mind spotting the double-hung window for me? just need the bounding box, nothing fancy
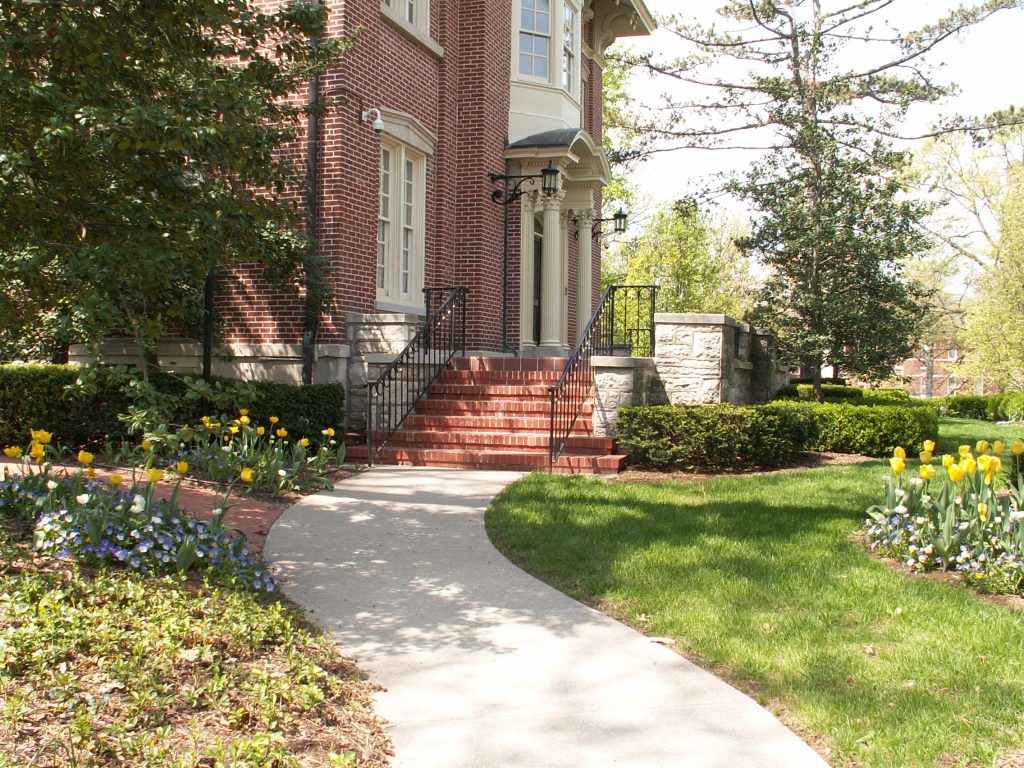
[377,141,424,307]
[381,0,429,35]
[519,0,551,78]
[562,3,576,94]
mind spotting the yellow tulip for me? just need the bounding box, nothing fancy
[30,429,52,445]
[147,468,164,484]
[919,464,936,480]
[942,454,955,468]
[919,451,933,464]
[176,461,189,474]
[84,467,96,479]
[240,467,253,483]
[29,442,45,462]
[229,425,239,435]
[1011,439,1024,456]
[962,458,977,476]
[276,427,287,438]
[889,457,906,474]
[990,456,1003,474]
[77,449,94,466]
[269,416,280,424]
[326,427,336,437]
[239,415,250,425]
[3,445,21,458]
[109,474,124,487]
[948,464,965,483]
[239,408,249,417]
[142,438,152,452]
[923,440,936,453]
[893,446,906,459]
[299,437,310,448]
[257,426,266,436]
[993,440,1006,455]
[978,502,988,522]
[978,455,992,473]
[959,444,972,458]
[976,440,990,455]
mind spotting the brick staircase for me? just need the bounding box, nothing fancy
[348,356,628,474]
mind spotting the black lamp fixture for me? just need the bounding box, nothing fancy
[574,208,628,239]
[488,160,560,205]
[488,161,561,355]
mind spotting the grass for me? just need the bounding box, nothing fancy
[0,525,390,768]
[487,419,1024,768]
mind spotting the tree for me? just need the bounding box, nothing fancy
[611,199,753,317]
[612,1,1023,397]
[959,165,1024,389]
[0,0,349,362]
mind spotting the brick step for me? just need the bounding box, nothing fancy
[415,399,592,415]
[426,383,556,400]
[438,369,562,385]
[354,446,626,475]
[384,429,614,452]
[449,356,567,373]
[404,413,596,433]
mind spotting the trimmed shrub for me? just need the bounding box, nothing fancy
[616,403,817,469]
[807,403,937,457]
[860,387,910,403]
[942,395,990,420]
[0,364,344,450]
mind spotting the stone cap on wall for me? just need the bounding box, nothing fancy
[654,313,773,337]
[591,356,658,368]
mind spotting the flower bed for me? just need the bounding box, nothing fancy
[863,438,1024,593]
[0,431,275,591]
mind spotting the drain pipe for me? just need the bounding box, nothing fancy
[301,8,323,386]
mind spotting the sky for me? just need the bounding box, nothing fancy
[618,0,1024,219]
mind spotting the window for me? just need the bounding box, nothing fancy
[377,141,424,306]
[562,2,576,93]
[519,0,550,78]
[381,0,430,36]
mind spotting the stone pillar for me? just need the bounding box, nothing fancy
[576,209,594,338]
[591,356,663,437]
[540,190,566,352]
[345,312,422,429]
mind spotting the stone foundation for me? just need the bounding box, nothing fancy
[345,313,423,430]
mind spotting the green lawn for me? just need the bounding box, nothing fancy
[487,419,1024,768]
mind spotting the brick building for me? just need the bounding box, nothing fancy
[208,0,654,397]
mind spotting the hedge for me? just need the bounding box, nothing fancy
[0,365,345,449]
[616,401,937,469]
[776,383,912,404]
[615,403,818,470]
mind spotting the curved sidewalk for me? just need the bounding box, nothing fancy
[266,466,830,768]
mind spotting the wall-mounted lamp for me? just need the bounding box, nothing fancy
[361,108,385,133]
[574,209,628,239]
[487,161,560,205]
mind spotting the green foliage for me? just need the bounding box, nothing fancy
[808,403,938,457]
[0,537,382,766]
[0,364,344,449]
[0,0,352,353]
[777,384,911,404]
[943,395,995,420]
[860,388,911,404]
[616,199,754,317]
[616,403,818,469]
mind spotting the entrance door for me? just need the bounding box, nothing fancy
[533,220,543,346]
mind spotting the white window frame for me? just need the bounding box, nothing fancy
[519,0,552,81]
[562,1,577,95]
[377,139,426,308]
[515,0,581,97]
[381,0,430,36]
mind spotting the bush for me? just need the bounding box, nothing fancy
[807,403,937,457]
[860,387,910,403]
[616,403,817,469]
[0,365,344,449]
[943,395,990,420]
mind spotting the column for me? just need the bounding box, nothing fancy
[519,192,537,350]
[540,190,566,350]
[576,209,595,339]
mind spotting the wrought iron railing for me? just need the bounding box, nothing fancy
[548,284,657,468]
[367,286,468,465]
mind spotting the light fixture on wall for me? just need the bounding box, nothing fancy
[361,108,385,132]
[487,161,562,354]
[574,209,628,239]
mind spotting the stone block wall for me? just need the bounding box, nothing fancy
[591,313,789,436]
[345,312,422,429]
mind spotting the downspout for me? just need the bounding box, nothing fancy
[302,5,323,385]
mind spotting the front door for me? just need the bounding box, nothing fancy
[533,220,543,347]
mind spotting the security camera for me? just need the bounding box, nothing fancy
[362,108,385,133]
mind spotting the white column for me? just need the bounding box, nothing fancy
[540,190,566,350]
[519,191,537,350]
[576,209,595,339]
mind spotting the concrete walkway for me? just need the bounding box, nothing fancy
[266,466,830,768]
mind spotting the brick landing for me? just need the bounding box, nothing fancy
[349,356,628,474]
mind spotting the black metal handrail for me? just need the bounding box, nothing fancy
[367,286,468,465]
[548,284,657,468]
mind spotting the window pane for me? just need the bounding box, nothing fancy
[522,9,534,29]
[406,0,415,23]
[535,55,548,78]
